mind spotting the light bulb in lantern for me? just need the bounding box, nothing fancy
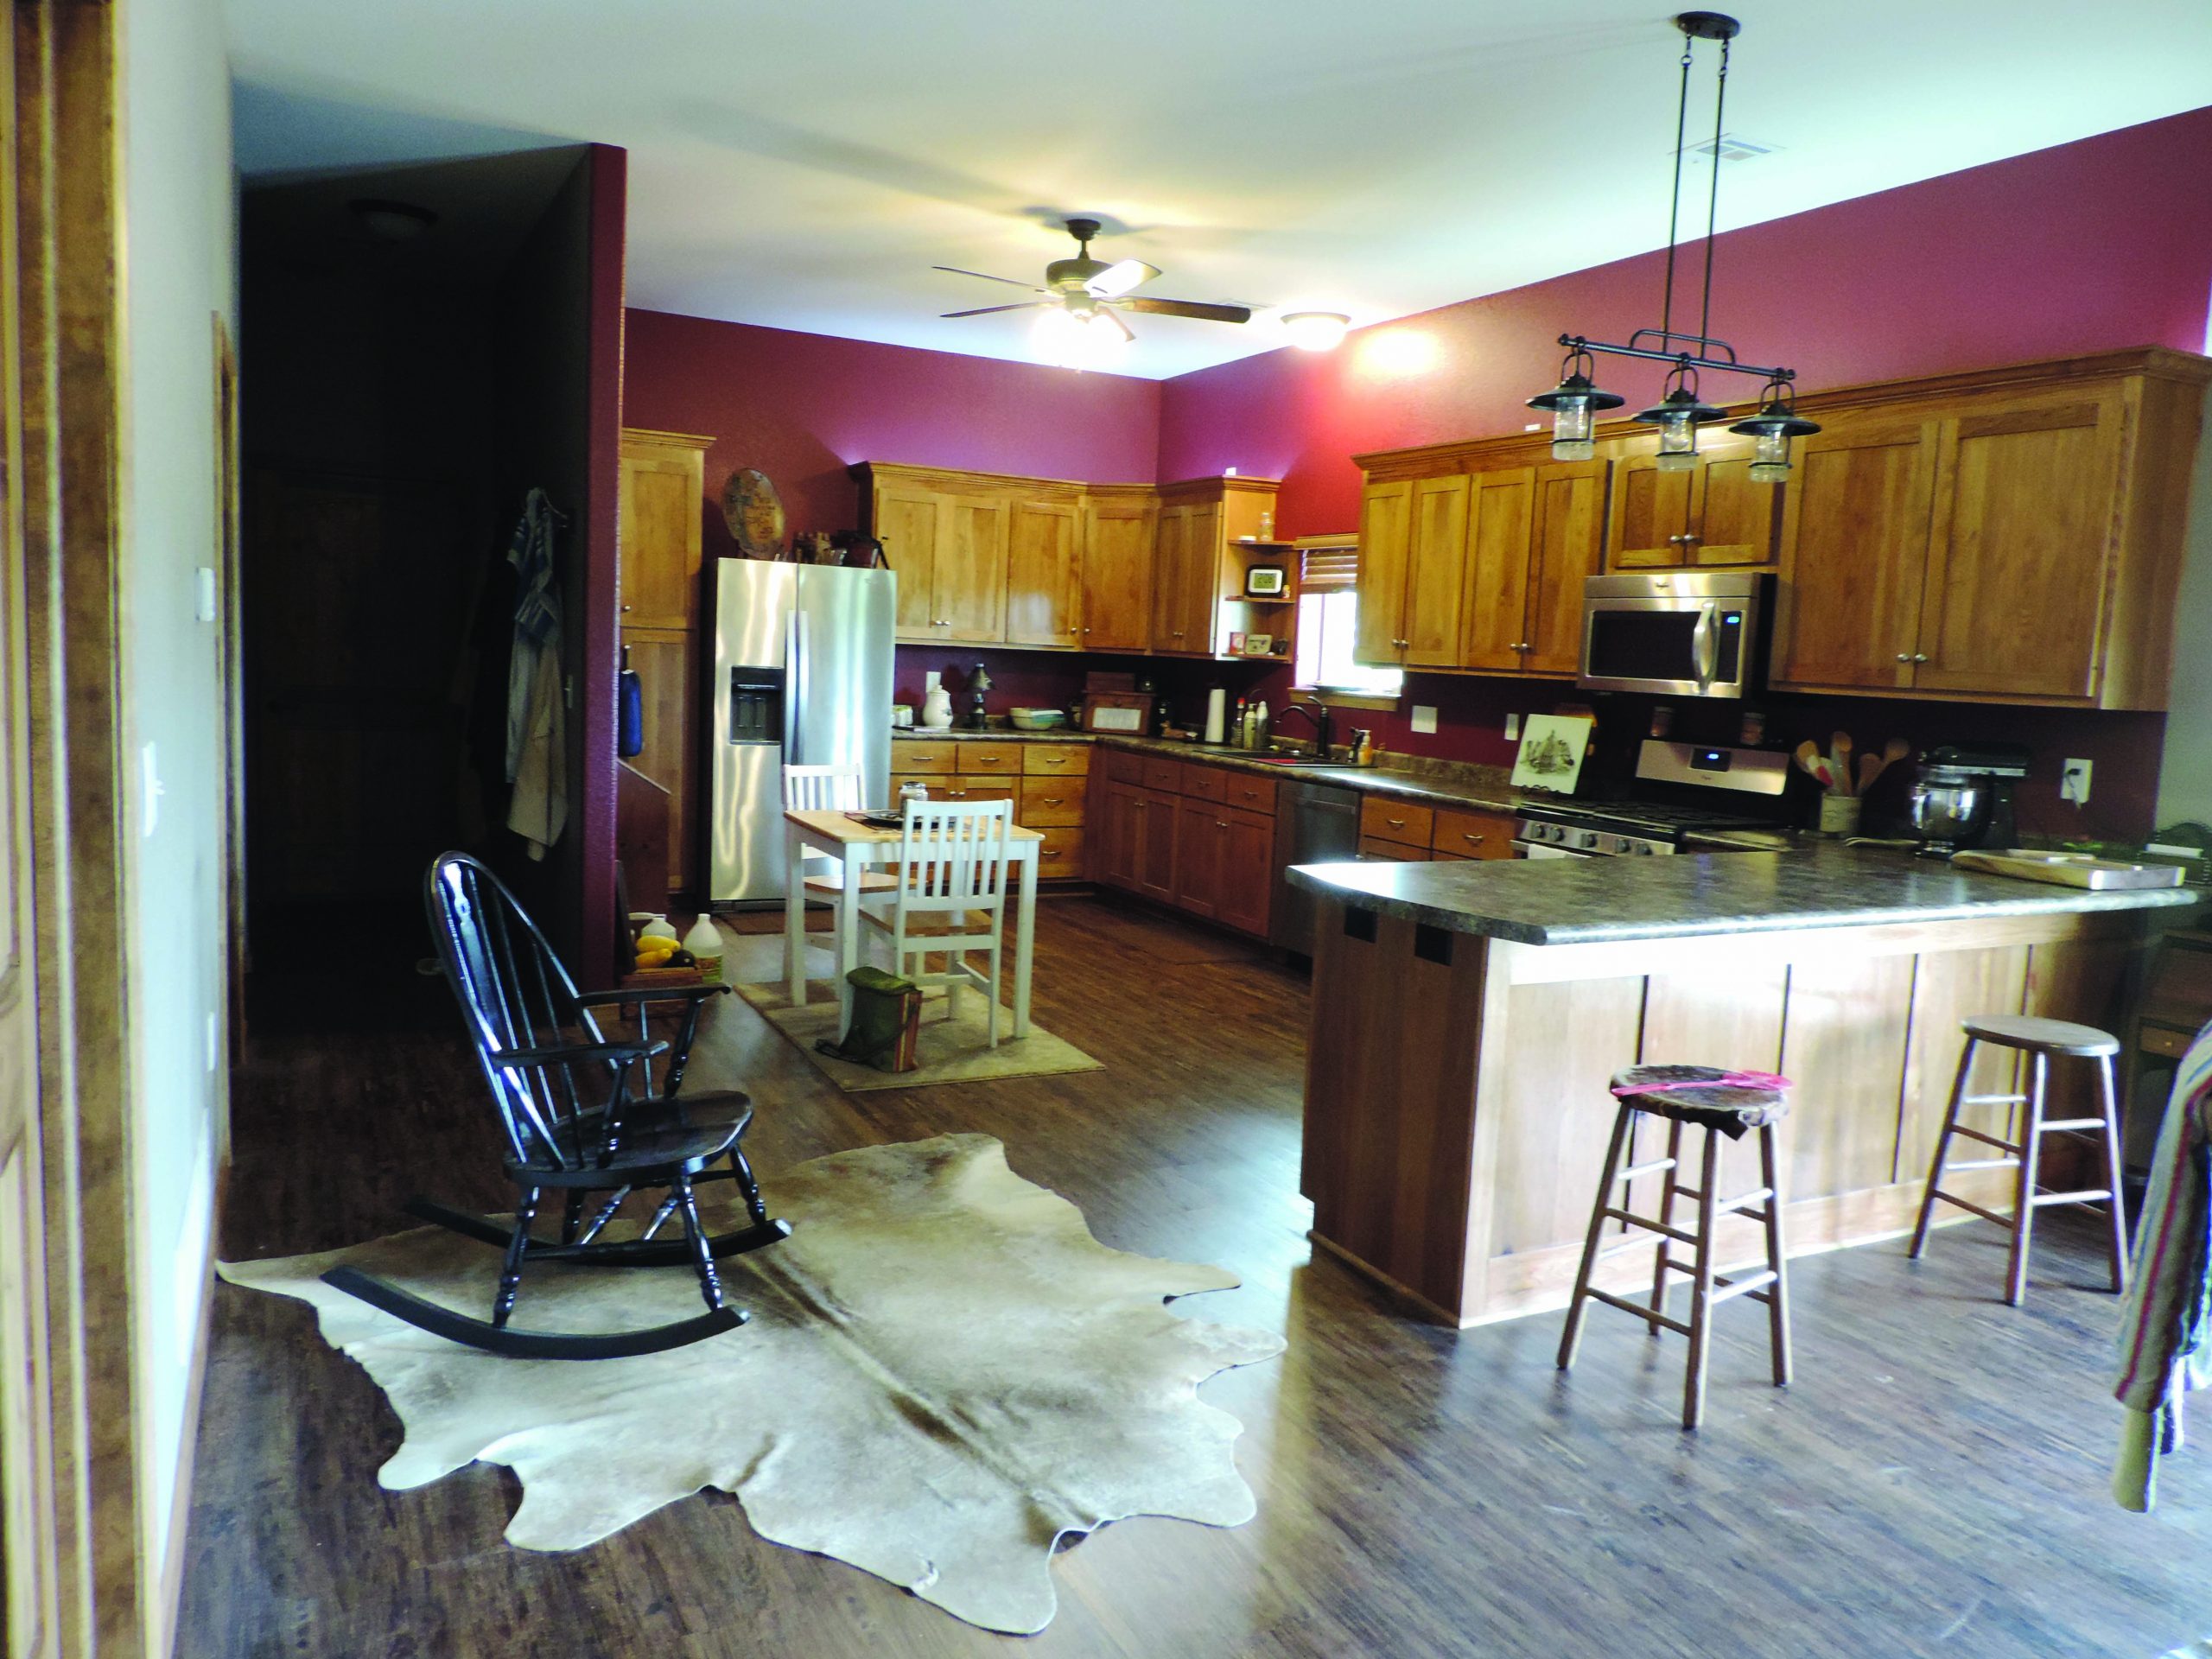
[1654,409,1698,471]
[1549,399,1595,461]
[1749,429,1793,482]
[1527,350,1621,463]
[1730,381,1821,485]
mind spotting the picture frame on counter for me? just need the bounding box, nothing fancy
[1243,565,1287,597]
[1241,632,1274,657]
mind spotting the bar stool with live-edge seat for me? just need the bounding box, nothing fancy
[1909,1014,2129,1306]
[1557,1065,1794,1430]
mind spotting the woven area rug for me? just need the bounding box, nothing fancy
[218,1135,1281,1634]
[734,980,1103,1090]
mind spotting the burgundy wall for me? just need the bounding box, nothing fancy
[579,144,626,985]
[1156,106,2212,534]
[622,310,1162,546]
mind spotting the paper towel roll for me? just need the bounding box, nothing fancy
[1204,687,1227,744]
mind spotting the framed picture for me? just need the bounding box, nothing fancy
[1244,565,1287,597]
[1227,631,1247,654]
[1241,632,1274,657]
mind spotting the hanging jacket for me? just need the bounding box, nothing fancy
[503,490,567,859]
[2113,1022,2212,1510]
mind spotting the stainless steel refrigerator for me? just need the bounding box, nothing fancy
[705,560,895,905]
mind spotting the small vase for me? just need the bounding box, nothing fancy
[1816,795,1863,836]
[920,671,954,730]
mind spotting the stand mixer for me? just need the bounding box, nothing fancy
[1908,743,2029,858]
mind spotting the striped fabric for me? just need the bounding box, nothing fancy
[2113,1022,2212,1510]
[504,488,563,782]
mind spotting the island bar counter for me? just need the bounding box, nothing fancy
[1288,845,2197,1327]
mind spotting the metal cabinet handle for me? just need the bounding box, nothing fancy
[1463,833,1484,844]
[1042,849,1063,860]
[976,756,1001,765]
[1387,817,1406,829]
[1217,820,1230,830]
[1082,626,1091,633]
[620,602,633,612]
[1896,652,1911,663]
[1041,796,1064,805]
[1914,652,1929,664]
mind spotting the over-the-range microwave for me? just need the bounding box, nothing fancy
[1577,570,1770,700]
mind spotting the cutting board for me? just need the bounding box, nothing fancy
[1949,849,2185,889]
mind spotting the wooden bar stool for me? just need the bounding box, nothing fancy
[1909,1014,2129,1306]
[1557,1065,1793,1430]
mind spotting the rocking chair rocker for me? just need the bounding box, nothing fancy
[320,853,790,1359]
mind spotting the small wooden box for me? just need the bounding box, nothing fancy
[1081,691,1154,734]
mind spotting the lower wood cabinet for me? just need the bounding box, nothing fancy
[1096,751,1278,937]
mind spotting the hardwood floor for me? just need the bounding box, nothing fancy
[183,897,2212,1658]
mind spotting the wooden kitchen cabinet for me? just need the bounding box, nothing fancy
[1431,805,1516,860]
[1772,353,2207,709]
[1077,490,1155,651]
[1215,810,1275,936]
[868,480,1010,642]
[1094,750,1281,938]
[1459,467,1536,672]
[1174,796,1225,919]
[617,428,712,896]
[1353,478,1412,667]
[1004,497,1081,647]
[1607,435,1777,569]
[1520,460,1609,676]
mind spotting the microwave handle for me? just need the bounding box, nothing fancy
[1692,603,1718,688]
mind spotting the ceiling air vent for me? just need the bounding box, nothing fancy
[1685,134,1776,162]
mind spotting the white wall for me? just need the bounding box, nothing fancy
[118,0,235,1639]
[2156,388,2212,830]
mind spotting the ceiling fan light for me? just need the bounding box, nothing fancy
[1035,304,1127,370]
[1282,311,1351,352]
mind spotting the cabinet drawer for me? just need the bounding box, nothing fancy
[1020,778,1086,825]
[934,778,1017,805]
[1103,748,1148,785]
[2141,1022,2197,1061]
[1220,772,1278,816]
[1034,824,1086,875]
[1142,757,1184,792]
[891,739,955,774]
[956,743,1023,774]
[1180,763,1229,804]
[1360,797,1435,849]
[1357,836,1428,863]
[1021,744,1092,778]
[1431,806,1516,860]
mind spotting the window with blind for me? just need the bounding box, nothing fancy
[1294,543,1404,696]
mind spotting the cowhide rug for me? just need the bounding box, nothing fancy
[218,1134,1285,1634]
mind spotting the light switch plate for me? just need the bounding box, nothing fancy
[1504,713,1521,741]
[1411,705,1438,734]
[140,741,162,838]
[2062,758,2092,804]
[195,566,218,622]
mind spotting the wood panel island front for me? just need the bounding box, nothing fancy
[1287,845,2196,1327]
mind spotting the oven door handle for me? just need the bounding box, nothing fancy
[1691,602,1719,689]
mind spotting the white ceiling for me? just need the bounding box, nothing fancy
[226,1,2212,380]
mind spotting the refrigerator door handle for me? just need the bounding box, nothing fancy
[785,609,807,766]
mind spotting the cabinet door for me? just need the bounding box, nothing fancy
[1522,461,1608,676]
[1689,439,1780,565]
[1215,807,1275,936]
[618,439,705,630]
[1135,787,1179,903]
[1005,497,1081,647]
[1098,779,1142,891]
[1916,394,2124,700]
[876,486,944,638]
[1459,467,1535,671]
[1174,797,1224,919]
[1181,502,1223,654]
[1149,504,1192,652]
[1771,416,1940,692]
[623,625,694,893]
[1606,450,1696,568]
[1355,478,1413,666]
[1078,495,1155,651]
[1402,474,1471,668]
[939,494,1009,642]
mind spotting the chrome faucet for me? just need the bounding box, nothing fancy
[1273,698,1334,761]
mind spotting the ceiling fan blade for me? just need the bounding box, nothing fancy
[1084,258,1160,299]
[941,302,1055,318]
[932,264,1050,291]
[1119,297,1252,324]
[1099,304,1135,343]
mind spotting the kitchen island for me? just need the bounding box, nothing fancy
[1287,844,2197,1325]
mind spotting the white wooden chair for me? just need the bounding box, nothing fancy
[860,798,1014,1047]
[782,764,899,899]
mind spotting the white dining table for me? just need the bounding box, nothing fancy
[781,808,1042,1039]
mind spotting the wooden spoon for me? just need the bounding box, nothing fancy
[1857,751,1881,796]
[1859,736,1913,792]
[1795,739,1821,780]
[1831,731,1853,795]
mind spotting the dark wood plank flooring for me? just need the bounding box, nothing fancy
[182,898,2212,1657]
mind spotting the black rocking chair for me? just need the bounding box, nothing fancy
[320,852,790,1359]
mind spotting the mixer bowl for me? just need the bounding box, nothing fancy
[1909,777,1990,857]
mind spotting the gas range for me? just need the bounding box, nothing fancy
[1512,741,1791,858]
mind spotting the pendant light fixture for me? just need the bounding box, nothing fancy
[1526,13,1816,478]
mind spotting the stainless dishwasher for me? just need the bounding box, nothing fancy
[1272,780,1361,953]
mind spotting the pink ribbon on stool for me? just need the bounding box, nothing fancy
[1612,1070,1791,1097]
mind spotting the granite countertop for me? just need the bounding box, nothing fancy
[1286,841,2199,946]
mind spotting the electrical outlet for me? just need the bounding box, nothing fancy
[1504,713,1522,741]
[140,742,162,837]
[205,1011,219,1074]
[1411,704,1438,735]
[2061,758,2093,804]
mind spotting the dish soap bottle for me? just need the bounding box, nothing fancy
[682,913,724,984]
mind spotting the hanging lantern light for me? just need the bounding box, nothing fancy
[1526,342,1624,461]
[1634,365,1726,473]
[1729,375,1821,482]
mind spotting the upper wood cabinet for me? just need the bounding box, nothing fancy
[1607,435,1778,569]
[856,463,1276,657]
[619,429,712,630]
[1351,474,1465,669]
[1077,491,1155,651]
[1459,467,1536,672]
[1772,353,2207,709]
[1522,460,1610,676]
[1353,479,1412,667]
[617,429,713,896]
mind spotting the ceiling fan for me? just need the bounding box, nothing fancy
[934,218,1252,345]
